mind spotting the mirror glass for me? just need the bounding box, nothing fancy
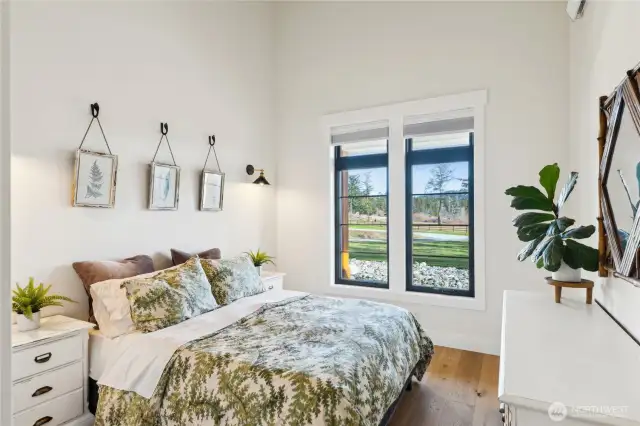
[607,101,640,252]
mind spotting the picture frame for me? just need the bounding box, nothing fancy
[200,170,225,211]
[149,162,180,210]
[72,149,118,208]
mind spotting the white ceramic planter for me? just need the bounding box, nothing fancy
[255,265,262,276]
[552,262,582,282]
[16,311,41,332]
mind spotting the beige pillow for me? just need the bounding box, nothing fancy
[73,255,155,323]
[90,269,166,338]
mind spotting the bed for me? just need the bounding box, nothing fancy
[88,289,434,426]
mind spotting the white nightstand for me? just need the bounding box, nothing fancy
[261,271,286,291]
[12,315,94,426]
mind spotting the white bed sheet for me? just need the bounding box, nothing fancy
[89,328,141,380]
[93,289,307,399]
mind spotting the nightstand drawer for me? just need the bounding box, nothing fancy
[13,334,83,381]
[261,272,285,291]
[13,361,83,414]
[13,388,83,426]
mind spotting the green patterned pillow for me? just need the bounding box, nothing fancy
[122,257,218,333]
[200,254,265,305]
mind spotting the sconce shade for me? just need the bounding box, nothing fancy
[246,164,270,186]
[253,171,270,186]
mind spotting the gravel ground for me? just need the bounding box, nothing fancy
[349,259,469,290]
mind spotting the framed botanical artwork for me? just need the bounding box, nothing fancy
[149,162,180,210]
[200,170,225,211]
[72,149,118,208]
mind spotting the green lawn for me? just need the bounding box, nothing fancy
[348,239,469,269]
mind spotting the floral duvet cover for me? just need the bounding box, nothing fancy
[95,295,434,426]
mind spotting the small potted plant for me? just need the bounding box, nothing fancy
[246,249,275,276]
[505,163,599,282]
[12,278,75,332]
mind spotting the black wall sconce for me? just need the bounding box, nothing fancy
[246,164,270,186]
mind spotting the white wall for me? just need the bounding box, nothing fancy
[569,1,640,340]
[275,1,569,354]
[10,1,277,320]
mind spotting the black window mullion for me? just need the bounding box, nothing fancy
[336,152,388,171]
[339,194,387,199]
[407,145,471,166]
[412,191,469,197]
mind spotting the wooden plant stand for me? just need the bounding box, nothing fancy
[545,278,594,304]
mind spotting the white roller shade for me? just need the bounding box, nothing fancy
[404,117,474,138]
[330,120,389,145]
[404,110,474,138]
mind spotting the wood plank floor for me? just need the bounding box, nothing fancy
[389,346,502,426]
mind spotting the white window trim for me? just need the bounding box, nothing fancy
[322,90,487,311]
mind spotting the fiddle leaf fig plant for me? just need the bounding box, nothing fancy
[505,163,599,273]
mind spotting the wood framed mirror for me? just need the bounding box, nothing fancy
[598,66,640,280]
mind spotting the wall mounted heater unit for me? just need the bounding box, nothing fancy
[567,0,586,21]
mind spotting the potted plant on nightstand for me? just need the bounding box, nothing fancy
[246,249,275,276]
[505,163,599,282]
[12,278,75,332]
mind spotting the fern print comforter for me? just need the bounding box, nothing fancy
[95,295,434,426]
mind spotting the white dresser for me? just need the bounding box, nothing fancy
[12,315,94,426]
[499,291,640,426]
[261,271,286,291]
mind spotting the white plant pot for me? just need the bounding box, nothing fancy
[255,265,262,276]
[16,311,41,332]
[551,262,582,283]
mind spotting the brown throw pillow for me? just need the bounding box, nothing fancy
[72,255,155,323]
[170,248,221,266]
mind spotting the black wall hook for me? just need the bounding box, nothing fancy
[203,134,221,172]
[78,102,112,155]
[151,122,176,165]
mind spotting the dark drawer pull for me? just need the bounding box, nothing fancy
[33,416,52,426]
[34,353,52,364]
[32,386,52,397]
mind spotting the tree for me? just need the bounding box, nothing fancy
[425,164,454,225]
[85,160,104,199]
[348,174,363,197]
[361,172,376,216]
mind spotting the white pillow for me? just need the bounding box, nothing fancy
[91,267,176,338]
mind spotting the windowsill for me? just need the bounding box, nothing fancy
[328,282,486,311]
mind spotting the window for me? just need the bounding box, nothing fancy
[405,127,474,297]
[334,139,389,288]
[325,90,486,309]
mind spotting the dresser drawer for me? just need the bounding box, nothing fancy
[13,361,83,414]
[13,388,83,426]
[13,334,83,381]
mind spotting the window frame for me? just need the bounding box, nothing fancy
[323,89,487,312]
[405,133,475,297]
[334,143,390,288]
